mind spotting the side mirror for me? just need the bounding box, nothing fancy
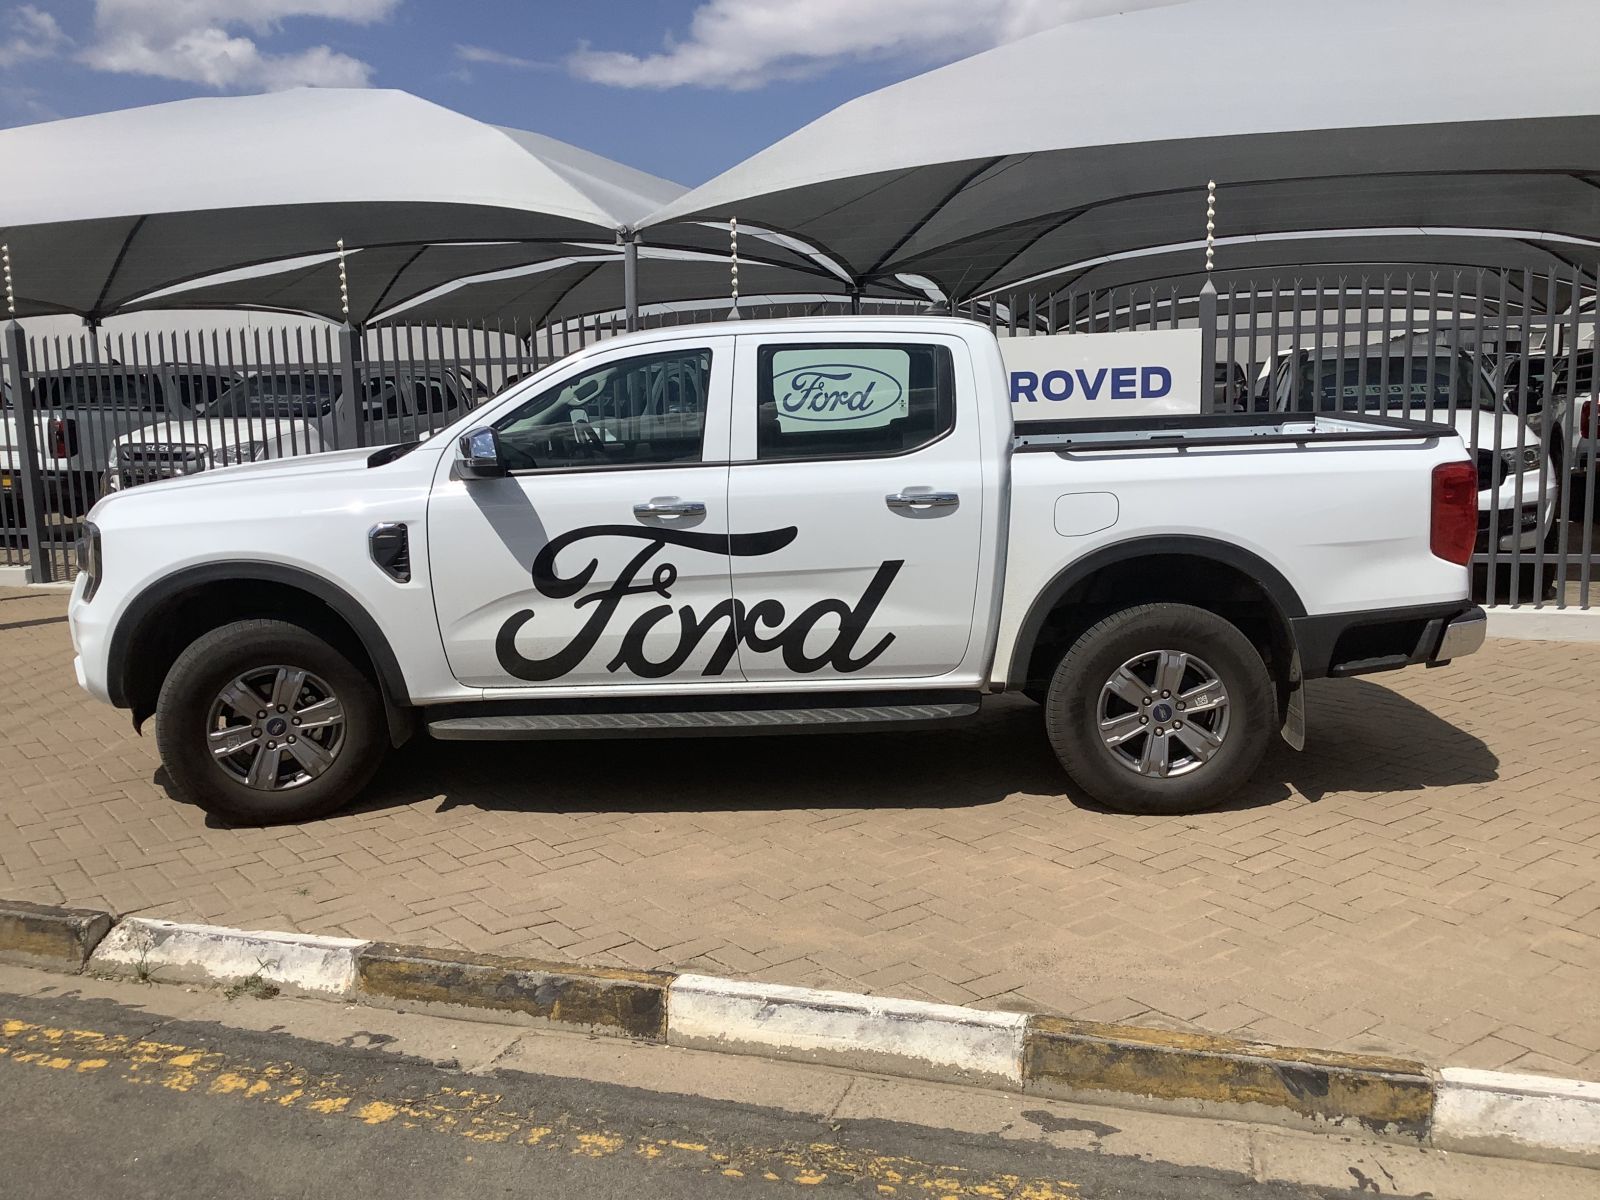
[456,426,507,480]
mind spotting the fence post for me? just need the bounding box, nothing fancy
[3,320,52,583]
[336,323,363,449]
[1198,280,1219,414]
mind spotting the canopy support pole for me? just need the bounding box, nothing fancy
[2,318,52,584]
[620,231,640,332]
[337,323,364,450]
[849,285,863,315]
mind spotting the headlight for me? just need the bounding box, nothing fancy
[1499,445,1542,472]
[216,442,265,465]
[76,521,102,602]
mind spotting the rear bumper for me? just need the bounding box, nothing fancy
[1293,603,1486,681]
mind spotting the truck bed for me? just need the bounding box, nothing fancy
[1013,411,1456,454]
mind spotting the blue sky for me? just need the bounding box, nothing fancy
[0,1,1151,185]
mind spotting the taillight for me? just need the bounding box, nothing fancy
[1583,400,1595,440]
[48,417,76,459]
[1431,460,1478,566]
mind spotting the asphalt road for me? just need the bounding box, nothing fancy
[0,987,1363,1200]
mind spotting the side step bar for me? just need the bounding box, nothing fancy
[427,701,980,741]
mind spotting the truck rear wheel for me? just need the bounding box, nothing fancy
[1043,603,1275,815]
[155,619,387,825]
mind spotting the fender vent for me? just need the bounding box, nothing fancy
[369,522,411,583]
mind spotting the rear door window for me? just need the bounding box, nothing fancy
[752,342,955,462]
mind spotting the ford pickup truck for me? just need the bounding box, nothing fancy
[66,317,1487,825]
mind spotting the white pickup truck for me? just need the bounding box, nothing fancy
[67,317,1486,825]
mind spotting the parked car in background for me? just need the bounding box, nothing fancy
[2,364,237,516]
[1268,339,1562,553]
[105,368,482,491]
[1213,360,1251,411]
[1533,348,1598,477]
[1499,350,1551,413]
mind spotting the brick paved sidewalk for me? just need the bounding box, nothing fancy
[3,586,1599,1079]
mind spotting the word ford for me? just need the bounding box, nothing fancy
[495,524,904,681]
[775,365,903,423]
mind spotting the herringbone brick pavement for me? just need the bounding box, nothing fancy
[3,586,1598,1077]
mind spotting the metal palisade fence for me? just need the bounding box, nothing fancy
[955,267,1598,611]
[2,273,1596,609]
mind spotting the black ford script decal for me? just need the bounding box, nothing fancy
[495,525,903,681]
[774,363,903,424]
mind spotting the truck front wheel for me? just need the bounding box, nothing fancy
[1044,603,1275,815]
[155,619,388,825]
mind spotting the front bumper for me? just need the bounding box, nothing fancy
[1293,603,1486,681]
[67,571,116,706]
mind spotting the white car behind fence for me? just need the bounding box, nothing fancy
[106,368,482,491]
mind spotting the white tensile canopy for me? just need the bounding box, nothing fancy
[121,243,920,326]
[989,231,1597,326]
[641,0,1600,303]
[0,89,727,321]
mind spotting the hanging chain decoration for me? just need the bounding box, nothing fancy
[729,217,740,315]
[336,238,350,321]
[1205,180,1217,274]
[1,243,14,318]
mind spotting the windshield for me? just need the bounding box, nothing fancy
[1549,353,1596,397]
[209,373,342,418]
[1282,353,1499,414]
[33,374,162,411]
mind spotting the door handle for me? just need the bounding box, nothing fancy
[885,491,959,511]
[633,498,706,519]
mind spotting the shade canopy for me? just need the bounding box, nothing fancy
[642,0,1600,302]
[122,243,913,327]
[0,89,694,321]
[989,232,1596,308]
[121,244,883,326]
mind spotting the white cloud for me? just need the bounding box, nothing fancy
[0,5,70,68]
[78,0,398,90]
[454,43,548,71]
[570,0,1183,90]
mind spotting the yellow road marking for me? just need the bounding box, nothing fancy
[0,1015,1079,1197]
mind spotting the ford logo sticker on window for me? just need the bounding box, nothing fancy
[770,349,912,432]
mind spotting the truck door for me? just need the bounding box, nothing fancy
[726,333,986,683]
[428,337,738,690]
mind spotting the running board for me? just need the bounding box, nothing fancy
[426,701,980,741]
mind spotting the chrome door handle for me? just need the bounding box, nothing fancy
[885,491,959,510]
[633,498,706,519]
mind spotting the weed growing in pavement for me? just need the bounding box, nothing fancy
[224,957,281,1001]
[129,925,158,984]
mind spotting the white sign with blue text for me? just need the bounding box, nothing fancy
[1002,329,1202,421]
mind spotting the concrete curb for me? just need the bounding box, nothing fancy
[0,899,112,970]
[1023,1016,1434,1138]
[1485,605,1600,643]
[88,917,365,997]
[357,942,670,1039]
[1434,1068,1600,1167]
[4,903,1599,1168]
[668,973,1028,1089]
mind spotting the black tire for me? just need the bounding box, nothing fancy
[1043,603,1275,815]
[155,619,387,825]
